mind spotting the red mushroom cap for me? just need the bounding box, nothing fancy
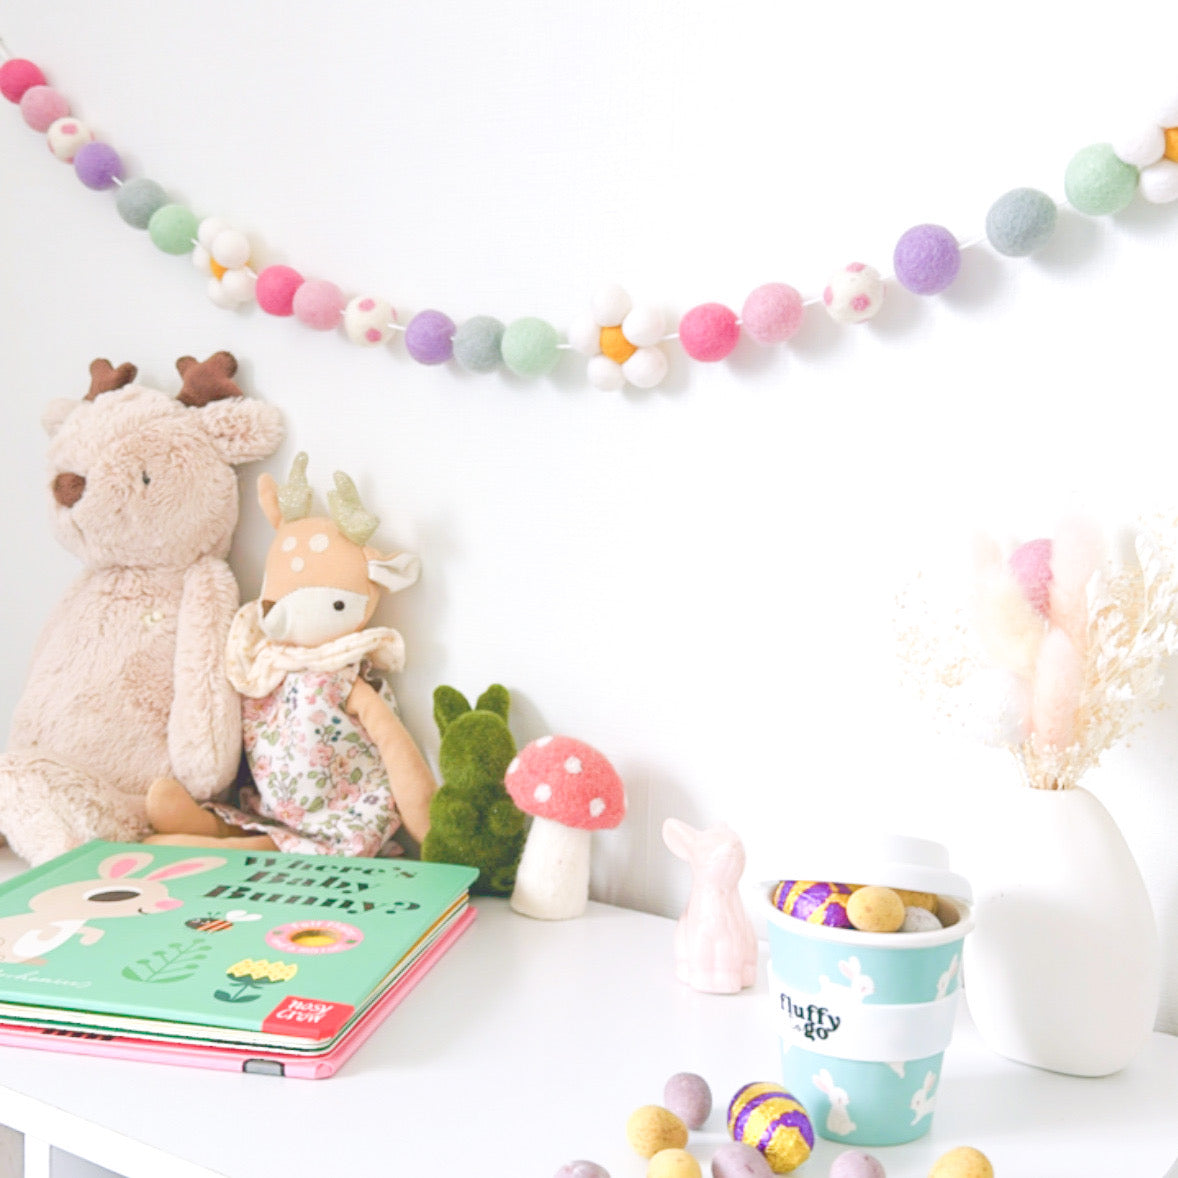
[504,735,626,830]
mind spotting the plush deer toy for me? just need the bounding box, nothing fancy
[0,354,282,866]
[147,453,436,856]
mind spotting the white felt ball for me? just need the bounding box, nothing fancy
[211,228,251,269]
[1139,159,1178,203]
[956,666,1029,748]
[1112,124,1165,167]
[206,276,239,308]
[343,295,396,345]
[623,346,669,389]
[1155,94,1178,127]
[587,354,626,391]
[622,305,666,348]
[591,283,632,325]
[197,217,229,250]
[219,268,256,304]
[823,262,884,324]
[567,312,602,356]
[46,116,92,162]
[191,243,213,273]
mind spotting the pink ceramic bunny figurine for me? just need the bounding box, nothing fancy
[662,818,758,993]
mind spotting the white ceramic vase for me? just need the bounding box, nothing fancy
[962,783,1160,1077]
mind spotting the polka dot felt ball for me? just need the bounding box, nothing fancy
[46,116,92,162]
[893,223,960,294]
[255,265,305,316]
[1065,142,1139,215]
[985,187,1057,256]
[116,177,168,229]
[344,296,395,346]
[405,310,457,365]
[823,263,884,324]
[0,59,47,104]
[679,303,740,362]
[741,283,804,345]
[501,316,561,377]
[292,279,345,331]
[74,141,123,190]
[727,1083,813,1174]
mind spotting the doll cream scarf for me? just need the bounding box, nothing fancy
[226,599,406,698]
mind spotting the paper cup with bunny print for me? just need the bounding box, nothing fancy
[765,836,972,1147]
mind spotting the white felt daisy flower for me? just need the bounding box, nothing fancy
[1112,98,1178,203]
[567,285,668,390]
[192,217,257,307]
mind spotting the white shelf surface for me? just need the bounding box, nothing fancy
[0,848,1172,1177]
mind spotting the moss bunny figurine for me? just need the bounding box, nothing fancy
[0,354,283,866]
[147,453,437,856]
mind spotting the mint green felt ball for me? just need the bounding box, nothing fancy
[1064,144,1139,216]
[500,317,560,377]
[147,203,200,254]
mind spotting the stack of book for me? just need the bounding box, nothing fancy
[0,840,478,1078]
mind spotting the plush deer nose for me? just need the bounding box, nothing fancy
[53,472,86,508]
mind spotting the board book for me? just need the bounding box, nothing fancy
[0,840,478,1075]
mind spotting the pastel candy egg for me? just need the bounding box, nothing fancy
[900,905,943,933]
[46,116,93,162]
[344,295,396,346]
[847,886,905,933]
[893,888,939,912]
[626,1106,688,1159]
[726,1083,813,1174]
[709,1142,774,1178]
[663,1072,712,1130]
[771,881,854,928]
[928,1146,993,1178]
[823,263,883,324]
[648,1149,702,1178]
[553,1163,609,1178]
[829,1150,886,1178]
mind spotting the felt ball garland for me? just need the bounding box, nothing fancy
[2,43,1176,391]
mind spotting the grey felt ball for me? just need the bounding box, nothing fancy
[452,315,505,373]
[985,187,1057,257]
[115,177,169,229]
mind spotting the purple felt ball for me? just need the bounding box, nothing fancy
[74,142,124,190]
[892,223,961,295]
[405,309,456,365]
[664,1072,712,1129]
[710,1142,773,1178]
[829,1149,887,1178]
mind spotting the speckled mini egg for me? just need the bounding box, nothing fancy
[664,1072,712,1129]
[553,1163,609,1178]
[900,905,943,933]
[648,1148,702,1178]
[46,116,93,162]
[626,1106,688,1159]
[710,1142,774,1178]
[893,889,938,912]
[771,881,855,928]
[726,1082,813,1174]
[829,1150,886,1178]
[344,295,396,346]
[927,1146,993,1178]
[822,262,884,324]
[847,886,906,933]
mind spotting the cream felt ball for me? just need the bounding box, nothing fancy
[893,223,960,294]
[622,304,666,348]
[593,282,633,324]
[985,188,1057,257]
[623,346,668,390]
[1113,124,1165,168]
[823,263,884,323]
[1064,143,1139,215]
[217,267,256,306]
[679,303,739,362]
[116,177,168,229]
[19,84,68,131]
[46,116,93,162]
[0,58,47,104]
[1139,159,1178,204]
[210,228,251,270]
[587,354,627,391]
[741,283,804,344]
[344,296,396,346]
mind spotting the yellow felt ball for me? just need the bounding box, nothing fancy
[847,886,905,933]
[626,1106,689,1159]
[894,888,939,912]
[928,1145,994,1178]
[1165,125,1178,163]
[600,323,637,364]
[647,1148,702,1178]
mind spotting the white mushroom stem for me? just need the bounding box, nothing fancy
[510,815,592,920]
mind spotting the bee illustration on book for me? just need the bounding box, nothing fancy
[185,908,263,933]
[0,851,224,966]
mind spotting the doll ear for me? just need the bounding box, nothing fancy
[43,398,78,437]
[366,550,420,594]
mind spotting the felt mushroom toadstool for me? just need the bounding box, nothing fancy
[504,735,625,920]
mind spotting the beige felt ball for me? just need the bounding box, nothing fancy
[894,888,939,912]
[847,886,905,933]
[928,1145,994,1178]
[626,1106,689,1159]
[647,1148,702,1178]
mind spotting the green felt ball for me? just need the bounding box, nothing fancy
[147,203,200,254]
[453,315,505,373]
[985,187,1057,256]
[1064,144,1139,216]
[500,317,561,377]
[115,177,168,229]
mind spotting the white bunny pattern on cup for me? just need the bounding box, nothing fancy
[909,1070,938,1124]
[812,1066,857,1136]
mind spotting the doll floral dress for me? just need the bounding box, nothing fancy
[208,600,408,857]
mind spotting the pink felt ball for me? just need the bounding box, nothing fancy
[679,303,740,362]
[0,59,47,104]
[1008,538,1053,618]
[741,283,804,345]
[255,265,305,317]
[19,84,69,132]
[292,278,345,331]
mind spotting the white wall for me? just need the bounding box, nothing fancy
[2,1,1177,1029]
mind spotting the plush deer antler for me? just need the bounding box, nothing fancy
[276,451,313,523]
[85,359,138,401]
[175,351,244,407]
[328,471,379,546]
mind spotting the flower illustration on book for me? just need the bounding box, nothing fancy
[214,957,299,1004]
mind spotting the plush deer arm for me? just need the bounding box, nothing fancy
[346,676,436,845]
[167,556,242,801]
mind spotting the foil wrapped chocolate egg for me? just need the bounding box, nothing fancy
[771,881,855,928]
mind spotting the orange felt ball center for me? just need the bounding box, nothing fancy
[599,324,636,364]
[209,259,228,280]
[1164,126,1178,163]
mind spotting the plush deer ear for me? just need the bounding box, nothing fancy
[42,398,79,437]
[365,549,420,594]
[197,398,284,466]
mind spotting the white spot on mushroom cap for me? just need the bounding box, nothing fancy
[506,756,520,776]
[534,784,552,803]
[536,735,553,747]
[589,798,605,818]
[565,756,582,774]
